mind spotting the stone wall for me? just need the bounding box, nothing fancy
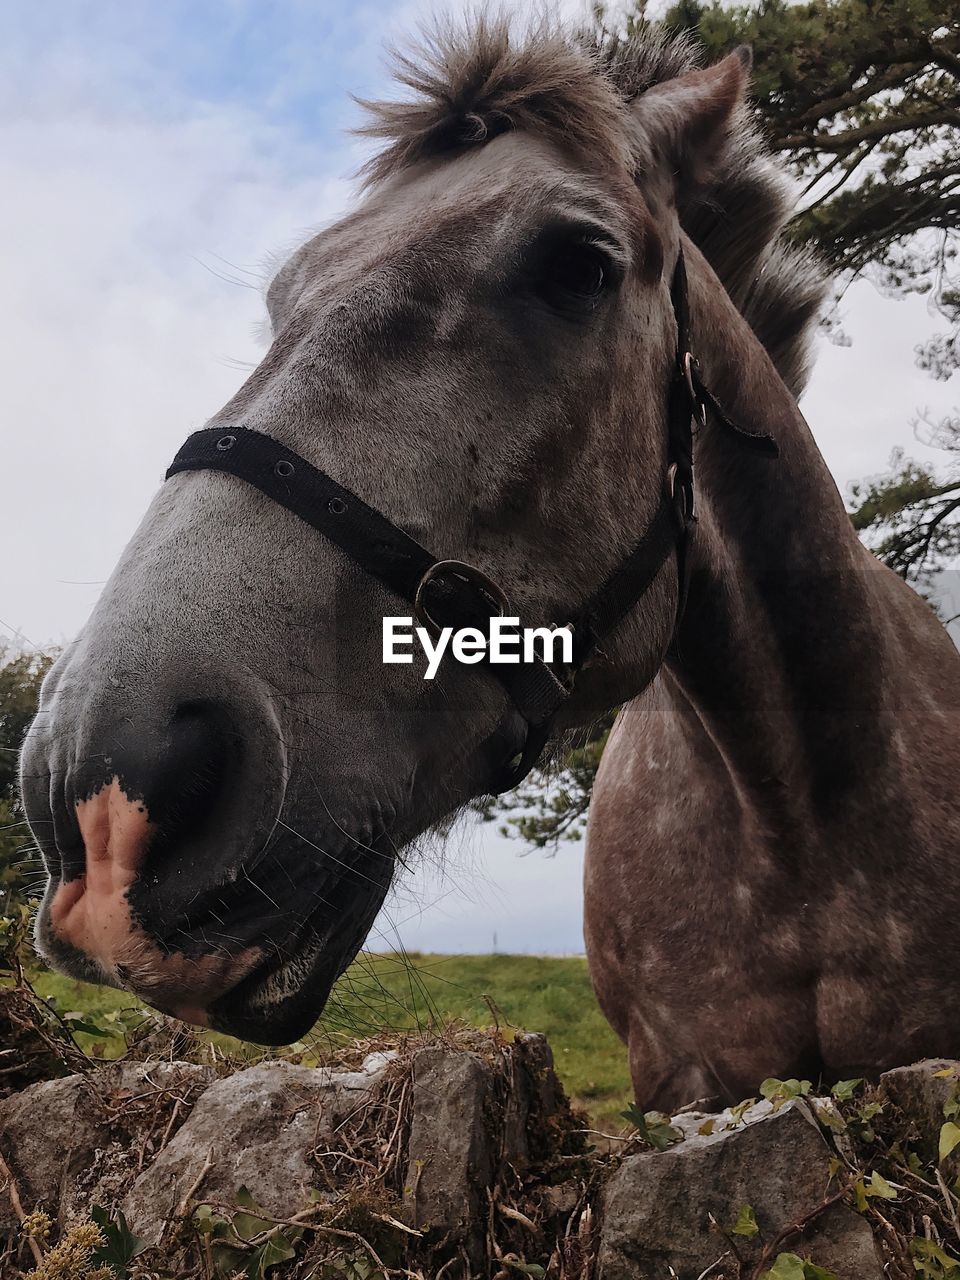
[0,1035,956,1278]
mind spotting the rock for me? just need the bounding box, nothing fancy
[502,1032,564,1170]
[59,1061,214,1224]
[0,1074,100,1235]
[800,1205,885,1278]
[597,1101,883,1280]
[403,1048,496,1265]
[0,1061,210,1234]
[123,1057,390,1244]
[880,1059,960,1175]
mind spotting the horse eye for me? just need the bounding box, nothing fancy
[537,242,609,307]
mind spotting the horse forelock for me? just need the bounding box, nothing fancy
[356,16,634,186]
[357,14,828,397]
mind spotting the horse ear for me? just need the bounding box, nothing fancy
[630,47,751,204]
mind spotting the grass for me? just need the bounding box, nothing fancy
[30,951,633,1130]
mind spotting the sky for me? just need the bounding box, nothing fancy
[3,0,957,955]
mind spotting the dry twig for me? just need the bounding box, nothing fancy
[0,1149,43,1267]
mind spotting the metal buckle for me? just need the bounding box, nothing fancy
[683,352,708,429]
[414,559,510,637]
[667,461,696,527]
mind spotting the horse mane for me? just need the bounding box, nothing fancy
[357,17,827,397]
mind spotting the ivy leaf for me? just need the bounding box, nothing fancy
[233,1186,273,1242]
[910,1237,960,1280]
[729,1097,757,1124]
[192,1204,231,1238]
[729,1204,759,1237]
[852,1177,869,1213]
[830,1078,863,1101]
[800,1264,841,1280]
[940,1122,960,1163]
[211,1243,249,1276]
[816,1104,846,1133]
[244,1229,300,1279]
[866,1171,897,1200]
[760,1256,838,1280]
[760,1253,807,1280]
[760,1079,812,1112]
[62,1013,113,1038]
[621,1102,644,1125]
[236,1186,267,1210]
[89,1206,148,1273]
[621,1104,682,1151]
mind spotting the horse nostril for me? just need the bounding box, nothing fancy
[151,701,232,849]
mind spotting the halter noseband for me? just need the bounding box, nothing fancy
[166,252,777,795]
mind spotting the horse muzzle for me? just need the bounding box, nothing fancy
[21,679,317,1036]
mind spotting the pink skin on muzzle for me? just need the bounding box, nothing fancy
[48,779,263,1026]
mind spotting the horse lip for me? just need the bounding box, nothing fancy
[34,885,119,989]
[38,824,394,1043]
[37,884,329,1043]
[200,832,395,1044]
[204,936,343,1045]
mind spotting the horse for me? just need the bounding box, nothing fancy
[21,18,960,1107]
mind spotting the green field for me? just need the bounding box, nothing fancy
[31,952,634,1130]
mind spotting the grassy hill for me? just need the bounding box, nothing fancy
[30,951,633,1130]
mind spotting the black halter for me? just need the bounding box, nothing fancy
[166,252,777,794]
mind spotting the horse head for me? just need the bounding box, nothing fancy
[21,20,808,1042]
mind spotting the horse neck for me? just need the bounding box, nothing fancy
[665,244,889,814]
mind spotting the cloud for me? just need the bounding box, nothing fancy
[2,0,600,648]
[1,1,386,646]
[378,820,588,955]
[802,285,957,497]
[2,112,350,644]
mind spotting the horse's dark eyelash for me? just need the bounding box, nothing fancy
[579,235,626,276]
[514,230,622,290]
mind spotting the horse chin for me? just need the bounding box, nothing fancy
[205,959,338,1046]
[203,885,389,1046]
[203,934,356,1044]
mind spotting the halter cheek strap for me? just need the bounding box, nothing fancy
[166,251,778,794]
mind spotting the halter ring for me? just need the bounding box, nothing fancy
[683,352,708,429]
[414,559,510,637]
[667,461,696,526]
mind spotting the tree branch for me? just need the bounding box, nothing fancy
[930,40,960,78]
[790,61,925,128]
[775,108,960,154]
